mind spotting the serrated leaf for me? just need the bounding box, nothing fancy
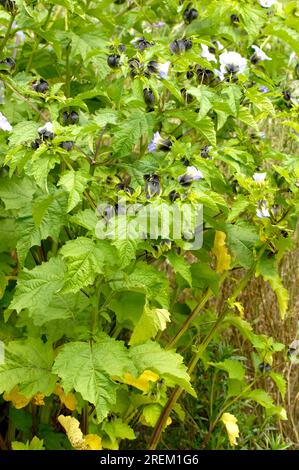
[167,252,192,286]
[209,359,245,381]
[53,335,136,422]
[0,338,56,396]
[113,111,148,157]
[59,237,104,292]
[10,257,66,324]
[226,223,259,268]
[129,305,170,345]
[58,170,89,212]
[0,175,36,210]
[256,255,289,319]
[9,121,40,147]
[129,341,195,396]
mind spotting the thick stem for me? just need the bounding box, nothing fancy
[0,13,16,55]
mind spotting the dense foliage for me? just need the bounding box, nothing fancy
[0,0,298,450]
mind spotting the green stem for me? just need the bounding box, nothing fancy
[166,288,213,350]
[166,272,227,350]
[0,13,16,55]
[148,257,262,450]
[65,41,71,98]
[25,5,54,72]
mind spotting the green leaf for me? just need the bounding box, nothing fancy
[32,190,68,239]
[52,335,136,422]
[129,305,171,346]
[195,116,216,146]
[113,111,149,157]
[167,252,192,286]
[129,341,195,396]
[10,257,66,324]
[60,237,104,292]
[270,371,286,399]
[70,209,99,232]
[102,418,135,450]
[209,359,245,381]
[58,170,89,212]
[0,175,36,210]
[245,389,274,409]
[0,338,56,396]
[226,222,259,268]
[12,436,45,451]
[256,255,289,319]
[9,121,40,147]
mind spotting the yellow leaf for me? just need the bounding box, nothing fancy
[212,231,231,272]
[3,387,31,409]
[233,302,244,318]
[221,412,239,446]
[55,384,77,411]
[58,415,102,451]
[33,393,45,406]
[85,434,102,450]
[122,370,159,392]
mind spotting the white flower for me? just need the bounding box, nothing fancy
[178,166,203,185]
[219,51,247,75]
[258,0,276,8]
[215,41,224,51]
[251,45,271,61]
[256,200,270,218]
[157,62,170,79]
[214,69,225,81]
[201,44,217,63]
[38,122,53,134]
[253,172,266,183]
[186,166,203,180]
[0,112,12,131]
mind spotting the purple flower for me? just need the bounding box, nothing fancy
[148,132,171,152]
[259,86,269,93]
[153,21,165,28]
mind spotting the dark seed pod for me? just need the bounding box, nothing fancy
[115,183,134,195]
[38,127,54,140]
[170,38,192,55]
[186,68,194,79]
[32,78,49,93]
[250,54,259,65]
[134,36,153,52]
[259,362,271,373]
[183,38,193,50]
[31,138,42,150]
[159,138,172,151]
[230,14,240,24]
[196,65,214,84]
[0,57,15,68]
[200,145,211,159]
[118,44,126,53]
[144,174,161,199]
[182,157,190,166]
[143,88,155,106]
[295,63,299,77]
[107,54,120,68]
[282,90,291,101]
[62,110,79,126]
[129,57,142,77]
[147,60,159,74]
[0,0,16,13]
[183,7,198,24]
[59,141,74,151]
[180,87,193,103]
[114,0,126,4]
[169,190,180,202]
[208,45,216,54]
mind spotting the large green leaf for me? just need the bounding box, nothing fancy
[53,335,136,422]
[0,338,57,396]
[129,341,195,396]
[59,237,105,292]
[10,257,66,324]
